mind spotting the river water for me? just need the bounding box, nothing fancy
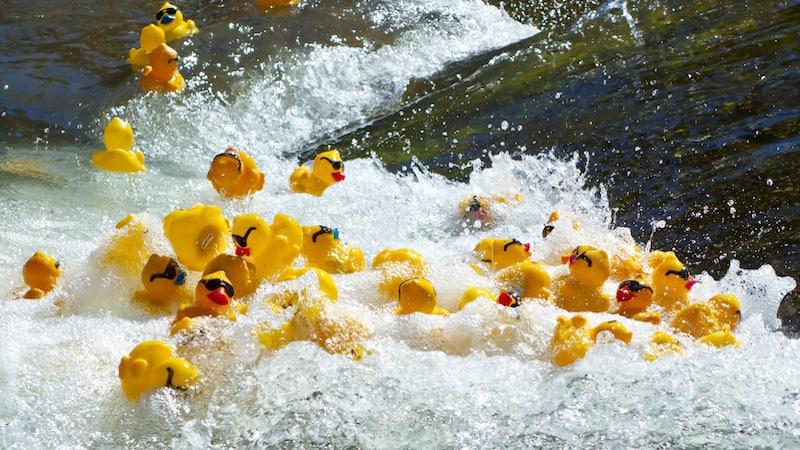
[0,0,798,447]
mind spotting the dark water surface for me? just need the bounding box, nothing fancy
[1,0,798,325]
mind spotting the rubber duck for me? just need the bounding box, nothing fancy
[153,2,198,43]
[118,340,199,401]
[458,286,496,310]
[206,147,265,199]
[615,279,661,324]
[396,278,448,315]
[644,331,683,361]
[494,260,552,302]
[256,0,300,9]
[670,293,741,342]
[163,205,229,272]
[301,225,365,274]
[371,248,429,298]
[231,213,303,282]
[542,211,559,238]
[133,254,192,312]
[97,214,152,277]
[92,117,146,173]
[127,24,166,69]
[170,270,236,335]
[138,43,185,94]
[21,251,61,299]
[269,266,338,309]
[649,251,696,315]
[258,291,369,360]
[472,238,531,272]
[551,246,612,313]
[202,253,259,300]
[289,149,346,196]
[458,193,521,230]
[550,315,632,366]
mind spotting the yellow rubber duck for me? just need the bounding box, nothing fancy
[670,293,741,345]
[206,147,265,199]
[92,117,146,173]
[458,286,496,310]
[615,279,661,324]
[268,266,339,309]
[118,340,199,401]
[231,213,303,282]
[289,149,346,196]
[371,248,429,298]
[127,24,166,69]
[163,205,230,272]
[138,43,185,94]
[153,2,198,42]
[21,251,62,299]
[550,315,632,366]
[258,291,369,360]
[202,253,259,300]
[472,238,531,272]
[649,251,697,315]
[300,225,365,274]
[256,0,300,9]
[170,270,236,335]
[133,254,192,312]
[494,260,552,302]
[644,331,683,361]
[552,246,612,313]
[97,214,152,277]
[396,278,449,315]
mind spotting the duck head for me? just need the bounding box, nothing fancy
[22,251,61,297]
[650,251,696,295]
[396,278,447,315]
[231,213,272,258]
[207,147,244,187]
[562,245,611,289]
[163,205,229,272]
[145,43,179,82]
[195,270,235,316]
[474,238,531,271]
[616,279,654,315]
[141,254,186,293]
[312,149,345,183]
[102,117,134,152]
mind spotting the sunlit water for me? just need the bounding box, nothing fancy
[0,0,798,448]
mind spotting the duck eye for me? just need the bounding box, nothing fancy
[156,7,178,21]
[665,267,690,280]
[503,239,522,252]
[201,278,235,298]
[150,258,179,282]
[311,226,334,243]
[321,156,342,170]
[232,226,256,247]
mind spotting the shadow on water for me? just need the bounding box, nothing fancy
[310,0,800,327]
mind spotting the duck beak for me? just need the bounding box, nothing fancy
[331,172,346,182]
[616,286,635,302]
[523,243,531,253]
[207,288,230,306]
[685,277,697,291]
[236,247,251,257]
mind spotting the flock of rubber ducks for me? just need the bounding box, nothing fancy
[15,2,744,402]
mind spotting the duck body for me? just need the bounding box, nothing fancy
[207,147,265,198]
[289,150,346,196]
[670,293,741,344]
[92,117,146,173]
[118,340,198,401]
[138,43,184,94]
[163,205,229,272]
[231,213,303,282]
[22,251,61,299]
[154,2,198,42]
[301,225,365,274]
[550,315,632,366]
[552,246,612,313]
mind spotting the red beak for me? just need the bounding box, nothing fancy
[523,243,531,253]
[207,288,230,306]
[616,286,635,302]
[685,278,697,291]
[498,292,514,307]
[568,254,577,265]
[331,172,346,182]
[236,247,250,257]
